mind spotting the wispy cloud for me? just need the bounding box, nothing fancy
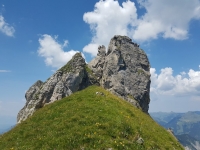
[83,0,200,56]
[0,15,15,37]
[0,70,11,73]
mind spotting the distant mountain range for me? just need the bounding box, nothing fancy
[176,134,200,150]
[150,111,200,150]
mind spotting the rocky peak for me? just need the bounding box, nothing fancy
[59,52,86,73]
[17,53,93,123]
[17,35,151,123]
[89,35,151,112]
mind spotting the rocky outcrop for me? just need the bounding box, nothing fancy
[89,35,151,112]
[18,35,151,123]
[17,53,95,123]
[88,45,106,80]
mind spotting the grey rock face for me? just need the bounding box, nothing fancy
[18,35,151,123]
[17,80,43,123]
[89,35,151,112]
[17,53,93,123]
[88,45,106,81]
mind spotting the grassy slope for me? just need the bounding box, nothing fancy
[0,86,183,150]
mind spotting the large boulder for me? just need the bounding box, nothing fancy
[89,35,151,112]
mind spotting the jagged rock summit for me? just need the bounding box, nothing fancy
[17,53,96,123]
[88,35,150,112]
[17,35,151,123]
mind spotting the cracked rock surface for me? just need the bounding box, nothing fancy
[89,35,151,112]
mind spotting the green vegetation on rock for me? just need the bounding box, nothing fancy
[59,52,83,73]
[85,65,98,81]
[59,59,73,72]
[0,86,183,150]
[85,65,93,75]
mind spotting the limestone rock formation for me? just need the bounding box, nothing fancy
[17,53,94,123]
[89,35,151,112]
[18,35,151,123]
[88,45,106,81]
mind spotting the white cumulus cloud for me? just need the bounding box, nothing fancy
[150,67,200,97]
[0,15,15,37]
[150,67,200,112]
[135,0,200,41]
[83,0,200,55]
[38,34,79,68]
[83,0,138,56]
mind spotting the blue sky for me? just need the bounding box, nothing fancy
[1,0,200,128]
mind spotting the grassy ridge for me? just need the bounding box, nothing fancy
[0,86,183,150]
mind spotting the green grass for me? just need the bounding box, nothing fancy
[0,86,183,150]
